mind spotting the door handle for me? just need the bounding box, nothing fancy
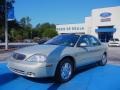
[90,49,100,52]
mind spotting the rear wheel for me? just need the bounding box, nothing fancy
[55,58,74,83]
[99,54,107,66]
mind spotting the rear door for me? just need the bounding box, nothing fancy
[88,36,103,62]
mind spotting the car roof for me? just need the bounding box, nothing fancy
[61,34,97,38]
[62,33,89,36]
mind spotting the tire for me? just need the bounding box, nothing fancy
[99,54,107,66]
[55,58,74,83]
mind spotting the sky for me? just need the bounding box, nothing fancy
[14,0,120,26]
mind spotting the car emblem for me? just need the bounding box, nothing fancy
[100,12,112,18]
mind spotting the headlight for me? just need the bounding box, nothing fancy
[26,54,47,63]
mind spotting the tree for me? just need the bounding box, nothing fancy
[19,16,32,39]
[0,0,15,42]
[0,14,58,42]
[0,0,4,41]
[35,23,57,38]
[0,0,4,26]
[41,23,57,38]
[42,28,57,38]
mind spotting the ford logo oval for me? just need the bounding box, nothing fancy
[100,12,112,18]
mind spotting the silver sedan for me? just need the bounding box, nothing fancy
[7,34,107,83]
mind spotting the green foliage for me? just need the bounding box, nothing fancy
[19,16,33,39]
[34,23,58,38]
[14,34,23,42]
[42,29,57,38]
[0,26,4,41]
[0,16,58,42]
[0,0,4,26]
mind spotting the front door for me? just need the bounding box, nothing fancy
[75,35,94,67]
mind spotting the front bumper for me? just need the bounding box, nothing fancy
[7,60,55,78]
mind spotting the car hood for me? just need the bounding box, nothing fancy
[14,44,66,57]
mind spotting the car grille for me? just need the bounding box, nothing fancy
[13,53,26,60]
[10,67,25,75]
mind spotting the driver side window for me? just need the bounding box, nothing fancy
[77,36,90,47]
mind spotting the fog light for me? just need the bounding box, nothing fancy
[27,72,35,77]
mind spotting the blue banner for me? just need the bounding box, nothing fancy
[8,7,15,21]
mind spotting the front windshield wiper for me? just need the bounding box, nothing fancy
[44,43,74,47]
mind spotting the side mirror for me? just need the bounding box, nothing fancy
[79,42,88,47]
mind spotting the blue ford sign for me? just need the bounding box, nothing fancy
[100,12,112,18]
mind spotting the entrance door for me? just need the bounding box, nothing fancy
[98,32,113,42]
[96,26,116,42]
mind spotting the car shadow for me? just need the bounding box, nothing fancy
[0,73,19,86]
[47,83,62,90]
[1,64,120,90]
[24,77,62,90]
[24,77,55,83]
[75,62,98,76]
[24,63,98,90]
[48,63,98,90]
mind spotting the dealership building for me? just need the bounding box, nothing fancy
[56,6,120,42]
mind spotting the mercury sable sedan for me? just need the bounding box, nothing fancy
[7,34,107,83]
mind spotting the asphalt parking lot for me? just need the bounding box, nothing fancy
[0,47,120,90]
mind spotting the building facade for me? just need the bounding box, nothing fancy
[56,23,85,35]
[56,6,120,42]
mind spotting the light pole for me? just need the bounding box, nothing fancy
[4,0,8,50]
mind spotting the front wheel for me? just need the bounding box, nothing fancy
[99,54,107,66]
[55,58,74,83]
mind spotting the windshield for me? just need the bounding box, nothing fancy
[44,34,80,47]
